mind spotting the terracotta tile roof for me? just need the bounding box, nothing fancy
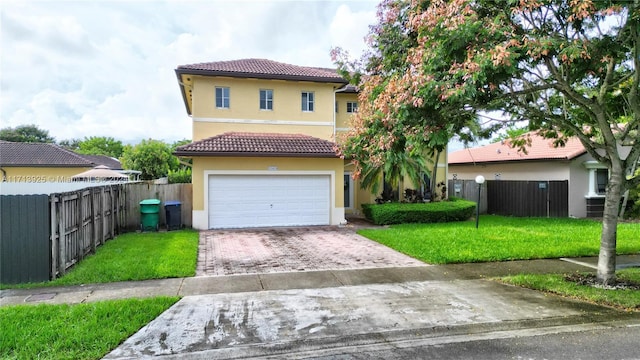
[174,132,339,158]
[176,58,348,83]
[0,141,95,167]
[449,132,586,164]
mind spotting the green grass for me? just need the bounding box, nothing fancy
[1,230,199,289]
[502,268,640,311]
[0,296,179,360]
[358,215,640,264]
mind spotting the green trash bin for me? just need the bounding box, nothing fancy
[140,199,161,231]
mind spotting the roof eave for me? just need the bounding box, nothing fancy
[0,164,93,168]
[175,68,348,85]
[175,70,193,116]
[173,151,338,158]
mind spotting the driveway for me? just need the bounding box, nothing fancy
[196,226,425,276]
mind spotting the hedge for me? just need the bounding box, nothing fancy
[361,198,476,225]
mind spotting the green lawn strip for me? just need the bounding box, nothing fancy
[358,215,640,264]
[1,230,199,289]
[501,268,640,311]
[0,296,179,360]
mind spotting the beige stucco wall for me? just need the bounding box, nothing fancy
[335,92,358,131]
[1,166,92,183]
[191,156,344,229]
[190,76,342,141]
[449,161,571,181]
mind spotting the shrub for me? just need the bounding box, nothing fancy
[168,168,192,184]
[362,198,476,225]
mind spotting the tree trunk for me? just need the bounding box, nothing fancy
[596,167,625,284]
[430,150,441,201]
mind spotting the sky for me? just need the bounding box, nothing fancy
[1,0,379,144]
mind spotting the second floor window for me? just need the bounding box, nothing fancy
[260,89,273,110]
[347,101,358,113]
[302,91,314,112]
[216,87,230,109]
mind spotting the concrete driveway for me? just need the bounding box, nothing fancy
[196,226,425,276]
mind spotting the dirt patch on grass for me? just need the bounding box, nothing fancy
[564,273,640,291]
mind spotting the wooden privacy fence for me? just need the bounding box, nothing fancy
[1,183,192,284]
[50,185,125,278]
[122,183,192,230]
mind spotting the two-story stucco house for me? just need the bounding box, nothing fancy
[174,59,446,229]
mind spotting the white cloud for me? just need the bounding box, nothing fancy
[1,0,378,144]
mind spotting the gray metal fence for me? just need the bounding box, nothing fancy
[449,179,569,217]
[448,179,487,214]
[0,195,51,284]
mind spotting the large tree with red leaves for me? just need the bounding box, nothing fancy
[335,0,639,284]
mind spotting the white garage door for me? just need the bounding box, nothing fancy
[208,175,331,229]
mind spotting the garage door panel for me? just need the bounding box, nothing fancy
[208,175,330,229]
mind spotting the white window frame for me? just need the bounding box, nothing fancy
[260,89,273,110]
[302,91,314,112]
[583,161,608,197]
[215,87,230,109]
[346,101,358,113]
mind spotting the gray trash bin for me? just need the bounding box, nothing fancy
[164,201,182,230]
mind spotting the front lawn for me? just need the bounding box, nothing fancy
[0,297,179,360]
[358,215,640,264]
[1,230,199,289]
[502,268,640,311]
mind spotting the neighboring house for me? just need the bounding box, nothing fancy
[448,132,609,218]
[0,141,126,183]
[78,154,123,170]
[174,58,447,229]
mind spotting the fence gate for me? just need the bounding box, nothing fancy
[487,180,568,217]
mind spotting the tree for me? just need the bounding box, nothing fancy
[76,136,124,158]
[120,139,178,180]
[339,0,639,284]
[58,138,81,151]
[332,0,494,201]
[492,126,529,144]
[0,124,55,143]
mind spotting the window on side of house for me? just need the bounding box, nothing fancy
[259,89,273,110]
[596,168,608,194]
[302,91,314,112]
[346,101,358,113]
[215,87,230,109]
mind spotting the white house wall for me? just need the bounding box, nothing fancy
[568,153,593,218]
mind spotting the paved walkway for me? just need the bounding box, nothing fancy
[3,256,639,307]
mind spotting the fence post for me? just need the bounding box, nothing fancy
[58,195,66,276]
[99,187,104,245]
[90,188,97,254]
[110,186,115,238]
[50,195,58,280]
[76,190,84,261]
